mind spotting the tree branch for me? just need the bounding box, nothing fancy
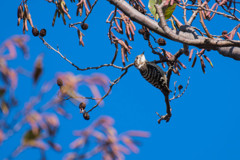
[106,0,240,60]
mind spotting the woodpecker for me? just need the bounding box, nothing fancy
[134,53,171,95]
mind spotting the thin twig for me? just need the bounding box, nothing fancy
[69,0,98,27]
[169,77,190,101]
[40,36,134,71]
[180,3,240,21]
[182,0,188,24]
[197,0,213,38]
[87,68,129,113]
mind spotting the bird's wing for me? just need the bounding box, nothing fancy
[146,62,166,76]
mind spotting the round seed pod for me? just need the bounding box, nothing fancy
[32,28,39,37]
[178,85,183,90]
[57,78,63,87]
[143,32,150,40]
[83,112,90,120]
[222,30,228,36]
[138,29,145,35]
[157,38,166,46]
[81,23,88,30]
[79,102,86,110]
[40,29,46,37]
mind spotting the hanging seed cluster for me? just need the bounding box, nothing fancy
[17,4,34,34]
[76,0,92,17]
[52,0,71,26]
[189,49,213,73]
[56,78,91,121]
[107,11,136,41]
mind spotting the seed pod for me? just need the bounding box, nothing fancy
[161,62,165,68]
[138,28,145,35]
[86,0,92,10]
[237,32,240,39]
[199,49,205,56]
[200,56,206,73]
[177,60,187,69]
[32,28,39,37]
[143,32,150,40]
[57,78,63,87]
[203,55,213,68]
[24,4,29,14]
[63,1,69,12]
[125,24,131,40]
[130,21,136,31]
[178,85,183,91]
[0,88,6,97]
[52,9,58,26]
[76,4,83,17]
[57,10,60,17]
[157,38,166,46]
[114,18,122,33]
[121,46,126,66]
[139,7,146,14]
[81,23,88,30]
[189,49,194,61]
[27,13,34,28]
[120,19,123,31]
[24,18,28,31]
[60,0,71,19]
[60,11,66,25]
[191,55,197,68]
[222,30,228,36]
[83,112,90,120]
[83,0,90,15]
[17,5,24,19]
[23,17,27,34]
[79,102,86,109]
[200,56,205,68]
[129,25,135,41]
[77,29,84,46]
[40,29,46,37]
[17,18,21,26]
[33,54,43,84]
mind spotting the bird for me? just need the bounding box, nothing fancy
[134,53,171,95]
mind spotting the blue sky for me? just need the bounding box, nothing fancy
[1,0,240,160]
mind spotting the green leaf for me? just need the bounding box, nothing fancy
[23,129,41,144]
[148,0,159,20]
[148,0,177,20]
[164,3,177,20]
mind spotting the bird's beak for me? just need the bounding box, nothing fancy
[141,52,144,55]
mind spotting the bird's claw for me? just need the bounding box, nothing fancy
[157,113,171,124]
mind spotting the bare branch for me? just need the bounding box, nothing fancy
[87,68,129,113]
[169,77,190,101]
[40,36,134,71]
[107,0,240,60]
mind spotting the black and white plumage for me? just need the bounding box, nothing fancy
[134,53,171,95]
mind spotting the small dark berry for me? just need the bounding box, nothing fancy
[222,30,228,35]
[178,85,183,91]
[57,78,63,87]
[190,0,196,4]
[32,28,39,37]
[133,4,138,10]
[40,29,46,37]
[143,32,150,40]
[0,88,6,97]
[81,23,88,30]
[139,8,146,14]
[83,112,90,120]
[79,102,86,109]
[157,38,166,46]
[138,29,145,35]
